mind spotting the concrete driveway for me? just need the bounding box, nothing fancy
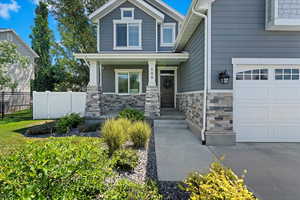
[209,143,300,200]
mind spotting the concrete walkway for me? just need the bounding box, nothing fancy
[154,119,214,181]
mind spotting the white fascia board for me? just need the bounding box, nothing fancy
[146,0,184,23]
[89,0,164,23]
[174,0,214,51]
[232,58,300,65]
[89,0,126,22]
[74,52,189,60]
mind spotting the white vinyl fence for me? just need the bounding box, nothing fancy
[33,91,86,120]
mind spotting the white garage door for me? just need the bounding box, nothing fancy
[234,66,300,142]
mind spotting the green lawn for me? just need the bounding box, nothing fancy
[0,109,50,146]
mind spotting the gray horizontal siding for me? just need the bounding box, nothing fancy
[102,65,148,93]
[178,22,205,92]
[99,1,156,52]
[211,0,300,90]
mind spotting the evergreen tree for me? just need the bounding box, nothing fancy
[46,0,107,91]
[30,1,53,91]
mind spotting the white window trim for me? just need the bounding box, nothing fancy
[121,8,134,20]
[160,23,176,47]
[113,19,142,50]
[115,69,143,95]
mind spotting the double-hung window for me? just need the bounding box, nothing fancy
[161,23,176,47]
[114,21,142,50]
[115,69,142,94]
[114,8,142,50]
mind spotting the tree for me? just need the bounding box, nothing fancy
[0,41,28,91]
[46,0,107,91]
[30,1,54,91]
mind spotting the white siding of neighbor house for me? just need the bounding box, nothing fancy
[0,31,35,92]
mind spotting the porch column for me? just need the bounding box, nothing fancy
[145,60,160,118]
[86,61,102,119]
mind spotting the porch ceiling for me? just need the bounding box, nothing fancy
[74,52,189,65]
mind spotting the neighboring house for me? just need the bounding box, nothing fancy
[0,29,38,92]
[75,0,300,145]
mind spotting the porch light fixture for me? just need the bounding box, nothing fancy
[218,70,230,84]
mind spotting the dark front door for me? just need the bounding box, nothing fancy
[160,76,175,108]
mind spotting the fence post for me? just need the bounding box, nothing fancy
[1,91,4,119]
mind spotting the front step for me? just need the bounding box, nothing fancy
[154,119,188,129]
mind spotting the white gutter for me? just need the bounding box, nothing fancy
[192,0,208,144]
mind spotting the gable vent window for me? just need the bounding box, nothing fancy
[114,20,142,50]
[121,8,134,20]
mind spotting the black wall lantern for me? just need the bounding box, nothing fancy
[218,70,230,84]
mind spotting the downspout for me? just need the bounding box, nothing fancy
[192,1,209,145]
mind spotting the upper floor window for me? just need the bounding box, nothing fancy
[161,23,176,47]
[121,8,134,20]
[113,20,142,50]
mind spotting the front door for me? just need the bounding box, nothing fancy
[160,75,175,108]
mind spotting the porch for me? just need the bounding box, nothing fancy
[74,53,189,118]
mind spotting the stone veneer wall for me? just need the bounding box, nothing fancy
[145,86,160,118]
[176,92,204,136]
[206,92,233,133]
[85,86,102,119]
[101,94,145,114]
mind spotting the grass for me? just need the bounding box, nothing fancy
[0,109,50,146]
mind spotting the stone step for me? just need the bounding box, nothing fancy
[154,120,188,128]
[156,115,186,120]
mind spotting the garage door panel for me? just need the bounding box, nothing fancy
[236,125,270,142]
[234,66,300,142]
[235,105,269,122]
[235,86,269,100]
[271,87,300,101]
[270,105,300,121]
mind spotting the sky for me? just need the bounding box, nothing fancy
[0,0,191,47]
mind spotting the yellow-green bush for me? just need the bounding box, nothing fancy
[115,118,132,139]
[102,119,126,155]
[129,121,151,148]
[182,162,258,200]
[0,137,113,200]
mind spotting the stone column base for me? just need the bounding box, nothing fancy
[85,86,102,119]
[145,86,160,118]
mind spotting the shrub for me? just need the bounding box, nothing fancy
[78,123,100,133]
[112,149,139,172]
[25,121,56,135]
[56,113,84,134]
[102,119,126,155]
[103,179,162,200]
[115,118,132,139]
[0,137,114,200]
[119,108,145,121]
[182,162,258,200]
[129,121,151,148]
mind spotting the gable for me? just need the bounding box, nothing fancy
[143,0,184,23]
[89,0,165,23]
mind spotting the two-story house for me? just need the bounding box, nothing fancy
[75,0,300,145]
[0,29,38,92]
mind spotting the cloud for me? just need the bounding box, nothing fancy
[0,0,20,19]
